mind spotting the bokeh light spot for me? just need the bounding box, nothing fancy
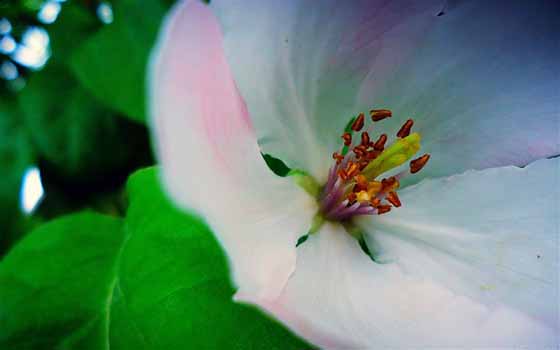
[20,166,45,215]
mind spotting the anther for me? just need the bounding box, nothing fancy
[385,191,401,207]
[370,197,381,208]
[347,192,357,204]
[345,161,360,178]
[357,160,368,170]
[367,181,382,195]
[381,176,399,192]
[338,169,349,180]
[370,109,392,122]
[351,113,365,132]
[352,145,367,158]
[373,134,387,151]
[342,132,352,146]
[410,154,430,174]
[396,119,414,138]
[361,132,370,146]
[377,205,392,215]
[332,152,344,164]
[354,174,368,192]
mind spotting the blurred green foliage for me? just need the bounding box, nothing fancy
[0,0,159,253]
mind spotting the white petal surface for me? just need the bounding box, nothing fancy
[248,159,559,348]
[212,0,444,181]
[358,158,559,326]
[149,0,315,301]
[355,0,560,185]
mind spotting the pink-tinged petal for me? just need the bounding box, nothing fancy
[211,0,444,181]
[149,0,316,300]
[249,221,557,349]
[356,0,560,184]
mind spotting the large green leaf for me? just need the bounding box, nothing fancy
[0,168,313,349]
[69,0,167,123]
[0,212,126,349]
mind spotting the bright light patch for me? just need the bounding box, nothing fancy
[38,1,62,24]
[0,18,11,35]
[11,27,50,70]
[0,60,18,80]
[0,36,17,54]
[20,166,45,214]
[97,2,114,24]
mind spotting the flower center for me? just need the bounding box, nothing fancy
[318,109,430,222]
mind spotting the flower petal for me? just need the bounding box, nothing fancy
[356,0,560,184]
[247,221,557,349]
[351,158,558,346]
[211,0,444,180]
[149,0,316,300]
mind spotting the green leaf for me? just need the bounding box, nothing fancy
[69,0,168,123]
[0,212,126,349]
[263,153,292,177]
[0,168,313,349]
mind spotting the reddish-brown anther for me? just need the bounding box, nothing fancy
[352,145,367,158]
[338,169,349,181]
[381,176,399,192]
[332,152,344,164]
[353,174,368,191]
[373,134,387,151]
[347,192,357,204]
[345,161,360,178]
[351,113,365,132]
[377,205,392,215]
[370,109,392,122]
[361,132,370,146]
[410,154,431,174]
[385,191,401,207]
[358,160,369,170]
[341,132,352,146]
[370,198,381,208]
[396,119,414,138]
[366,150,380,160]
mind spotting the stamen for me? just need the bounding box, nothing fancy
[373,134,387,151]
[342,132,352,146]
[370,109,392,122]
[354,174,368,192]
[360,132,370,146]
[385,191,401,207]
[396,119,414,138]
[345,161,360,178]
[376,205,392,215]
[410,154,431,174]
[381,176,399,193]
[317,108,430,224]
[351,113,365,132]
[370,197,381,207]
[332,152,344,164]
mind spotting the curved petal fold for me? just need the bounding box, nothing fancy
[149,0,315,301]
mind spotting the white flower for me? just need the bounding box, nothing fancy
[149,1,559,348]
